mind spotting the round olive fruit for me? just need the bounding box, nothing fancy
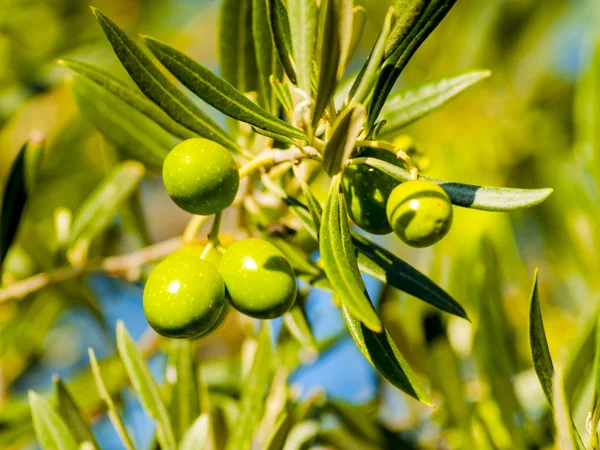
[342,148,403,235]
[219,238,297,319]
[162,138,239,215]
[386,179,453,248]
[143,254,225,339]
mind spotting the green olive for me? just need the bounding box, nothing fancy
[219,238,297,319]
[162,138,239,215]
[143,254,225,338]
[386,180,453,248]
[342,148,403,235]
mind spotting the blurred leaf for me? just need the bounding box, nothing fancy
[225,323,273,450]
[327,400,383,444]
[88,349,135,450]
[379,70,491,136]
[528,268,554,405]
[180,413,210,450]
[265,236,321,277]
[352,232,468,319]
[263,410,293,450]
[53,377,98,448]
[269,0,297,84]
[348,8,393,105]
[283,304,317,350]
[353,157,553,211]
[91,8,239,153]
[553,369,584,450]
[288,0,317,96]
[168,340,200,443]
[319,176,382,332]
[320,425,380,450]
[116,321,176,450]
[1,134,44,267]
[143,37,306,141]
[28,391,78,450]
[367,0,457,128]
[282,420,320,450]
[67,161,145,267]
[59,59,196,140]
[312,0,340,128]
[322,104,366,175]
[344,6,366,74]
[384,0,427,59]
[70,76,175,170]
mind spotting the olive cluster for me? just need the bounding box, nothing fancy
[343,148,453,248]
[143,139,297,339]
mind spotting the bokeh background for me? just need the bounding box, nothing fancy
[1,0,600,448]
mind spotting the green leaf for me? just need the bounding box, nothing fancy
[265,236,321,277]
[340,301,431,404]
[28,391,78,450]
[116,321,176,450]
[288,0,317,96]
[269,0,297,84]
[344,6,367,75]
[284,304,318,350]
[225,323,273,450]
[312,0,341,128]
[219,0,258,95]
[327,400,383,444]
[348,7,394,105]
[319,176,382,332]
[143,36,306,141]
[384,0,428,59]
[270,75,294,115]
[553,369,584,450]
[337,0,355,78]
[88,349,135,450]
[168,340,200,443]
[282,420,320,450]
[319,425,381,450]
[53,377,98,448]
[322,104,366,175]
[59,59,196,140]
[292,164,322,234]
[67,161,145,267]
[367,0,457,128]
[263,410,294,450]
[253,0,278,110]
[352,232,468,320]
[180,413,210,450]
[91,8,239,153]
[352,157,553,211]
[1,133,44,267]
[528,269,554,406]
[379,70,491,135]
[70,75,175,170]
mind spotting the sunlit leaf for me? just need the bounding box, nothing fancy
[28,391,78,450]
[352,157,553,211]
[168,340,200,443]
[91,8,239,153]
[282,420,320,450]
[269,0,297,84]
[379,70,491,135]
[116,321,176,450]
[553,369,584,450]
[252,0,279,111]
[180,413,210,450]
[322,104,366,175]
[344,6,366,74]
[384,0,427,58]
[288,0,317,97]
[284,304,317,350]
[143,36,306,141]
[53,377,98,448]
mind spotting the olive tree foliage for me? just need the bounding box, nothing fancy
[3,0,592,448]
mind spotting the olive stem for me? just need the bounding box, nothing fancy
[355,139,419,180]
[183,215,211,243]
[207,211,223,250]
[0,237,186,305]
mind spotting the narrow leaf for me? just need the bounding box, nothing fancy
[352,157,553,211]
[337,0,355,78]
[288,0,317,96]
[344,6,367,74]
[270,75,294,114]
[529,269,554,406]
[180,413,210,450]
[269,0,297,84]
[340,301,432,404]
[284,304,318,350]
[553,369,584,450]
[59,59,196,140]
[28,391,78,450]
[379,70,491,135]
[88,349,135,450]
[70,75,175,170]
[352,232,467,319]
[253,0,277,110]
[312,0,340,127]
[91,8,239,153]
[384,0,428,59]
[282,421,320,450]
[1,133,44,267]
[327,400,383,444]
[323,104,366,175]
[168,340,200,442]
[143,36,306,141]
[116,321,176,450]
[292,164,322,234]
[68,161,145,267]
[225,324,273,450]
[319,177,382,332]
[54,377,99,448]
